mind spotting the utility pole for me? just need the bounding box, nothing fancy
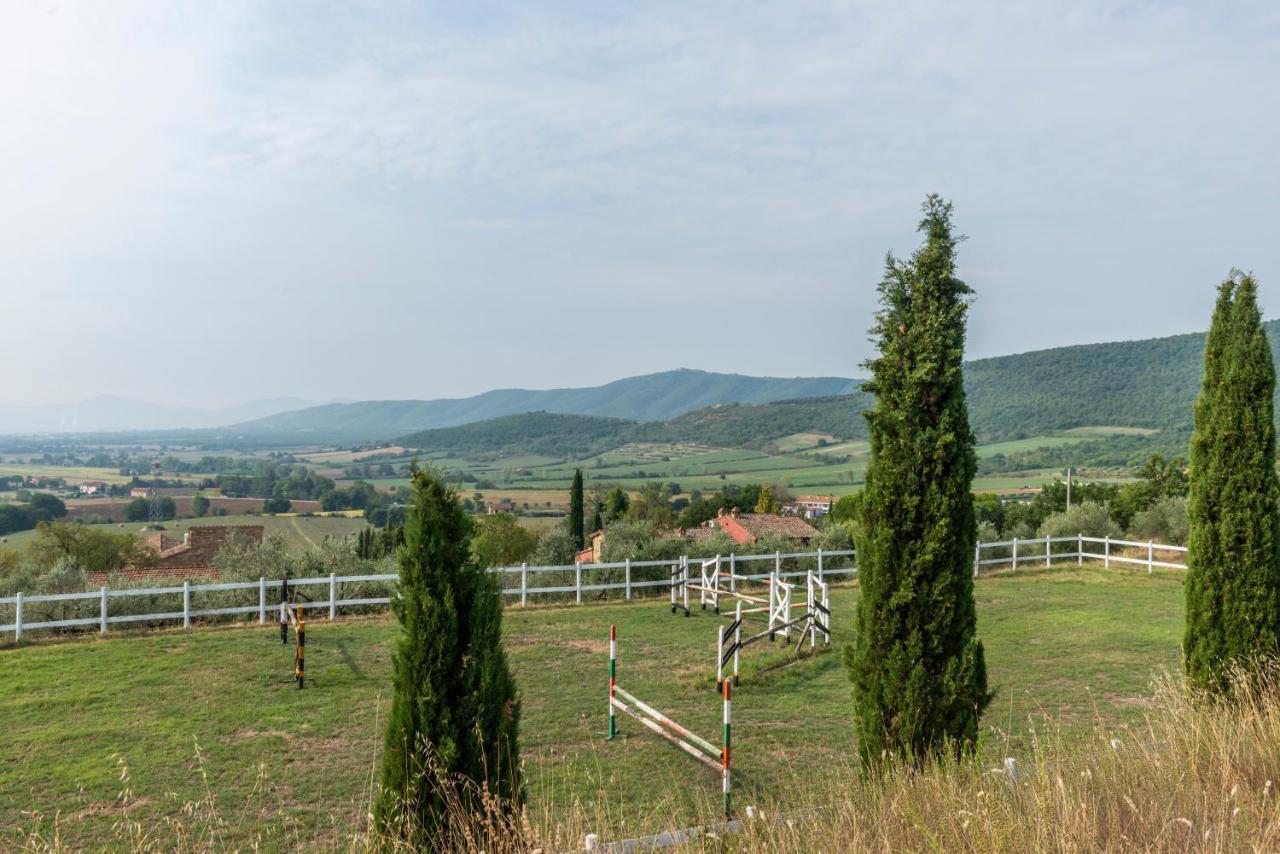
[1065,467,1072,510]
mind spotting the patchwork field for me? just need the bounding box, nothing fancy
[0,565,1185,849]
[0,513,367,554]
[319,430,1139,503]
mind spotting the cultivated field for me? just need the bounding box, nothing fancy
[0,565,1184,849]
[0,464,134,485]
[0,513,366,554]
[328,431,1131,502]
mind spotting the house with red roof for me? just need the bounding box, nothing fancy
[705,508,819,547]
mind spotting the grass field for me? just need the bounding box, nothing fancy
[0,564,1184,849]
[1062,425,1160,437]
[769,432,838,453]
[0,464,134,485]
[975,435,1090,458]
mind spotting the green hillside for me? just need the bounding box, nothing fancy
[399,411,650,457]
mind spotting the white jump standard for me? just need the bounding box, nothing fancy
[607,624,733,817]
[716,569,831,690]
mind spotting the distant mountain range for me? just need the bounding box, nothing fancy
[7,319,1278,445]
[0,396,320,434]
[229,370,862,437]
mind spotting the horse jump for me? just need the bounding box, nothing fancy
[671,555,802,644]
[607,624,732,816]
[716,569,830,689]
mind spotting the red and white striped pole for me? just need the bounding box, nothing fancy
[721,678,732,817]
[608,624,617,740]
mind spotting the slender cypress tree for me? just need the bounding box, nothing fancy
[589,499,604,536]
[1185,272,1280,692]
[374,467,521,843]
[847,195,990,763]
[569,469,585,550]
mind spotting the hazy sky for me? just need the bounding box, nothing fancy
[3,1,1278,407]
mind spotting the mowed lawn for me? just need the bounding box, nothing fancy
[0,566,1184,849]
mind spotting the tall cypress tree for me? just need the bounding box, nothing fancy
[1185,272,1280,692]
[569,469,585,550]
[847,195,990,763]
[589,499,604,536]
[375,467,521,843]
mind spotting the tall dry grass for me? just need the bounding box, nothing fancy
[704,662,1280,853]
[15,663,1280,852]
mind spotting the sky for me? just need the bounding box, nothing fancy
[2,1,1278,408]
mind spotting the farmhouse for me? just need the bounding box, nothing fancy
[487,498,517,514]
[78,481,108,496]
[575,529,606,565]
[784,494,836,519]
[705,508,819,547]
[94,525,265,584]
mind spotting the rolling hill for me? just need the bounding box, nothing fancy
[230,370,861,436]
[399,320,1280,460]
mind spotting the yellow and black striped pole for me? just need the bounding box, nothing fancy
[295,603,305,689]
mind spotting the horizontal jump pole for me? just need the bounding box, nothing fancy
[610,698,722,773]
[613,686,719,758]
[684,583,767,605]
[734,613,814,651]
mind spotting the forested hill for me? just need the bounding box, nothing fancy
[964,321,1280,437]
[398,412,663,457]
[230,369,860,437]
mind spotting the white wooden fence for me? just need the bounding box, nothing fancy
[0,549,856,642]
[1,537,1189,642]
[974,534,1187,576]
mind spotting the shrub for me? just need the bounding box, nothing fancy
[528,529,577,567]
[1036,501,1122,540]
[1129,496,1189,545]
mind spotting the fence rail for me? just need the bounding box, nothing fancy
[0,549,856,641]
[973,534,1187,576]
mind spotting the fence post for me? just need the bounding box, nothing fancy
[100,586,108,634]
[1104,535,1111,569]
[729,553,736,592]
[575,561,582,605]
[817,548,824,582]
[775,550,781,578]
[1078,533,1083,566]
[1012,537,1019,571]
[625,559,632,601]
[329,572,337,620]
[521,563,528,607]
[1148,541,1154,574]
[973,542,980,578]
[259,577,266,624]
[1045,534,1051,568]
[182,580,191,630]
[14,592,21,642]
